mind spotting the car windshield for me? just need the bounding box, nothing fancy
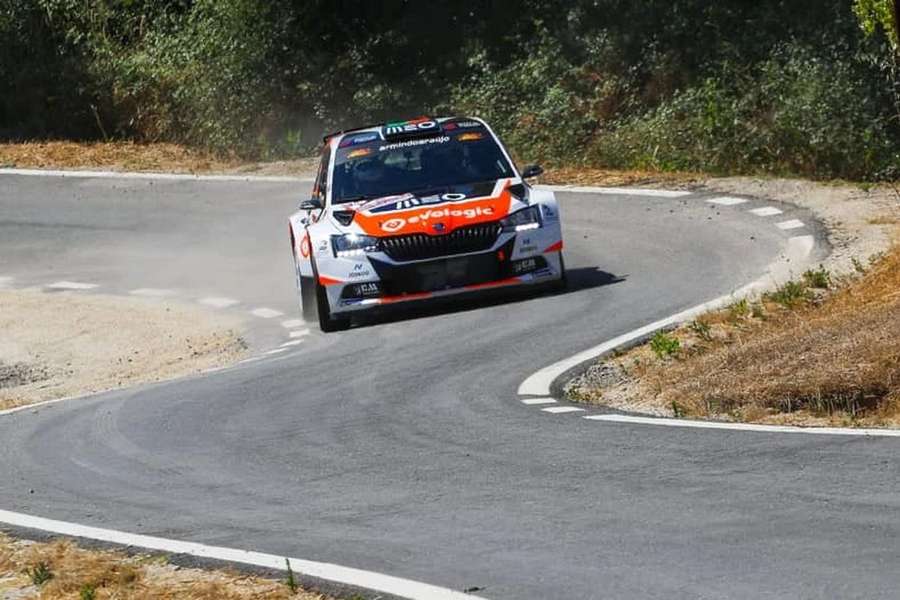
[331,124,514,204]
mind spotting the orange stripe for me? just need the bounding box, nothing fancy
[318,276,343,286]
[543,240,563,253]
[464,277,521,291]
[380,292,432,303]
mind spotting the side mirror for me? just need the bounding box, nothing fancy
[521,164,544,179]
[299,197,324,211]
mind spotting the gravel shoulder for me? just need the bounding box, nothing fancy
[0,290,247,411]
[567,177,900,427]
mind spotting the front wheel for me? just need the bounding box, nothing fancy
[315,281,350,333]
[548,253,568,293]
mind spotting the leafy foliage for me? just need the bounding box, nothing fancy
[2,1,899,178]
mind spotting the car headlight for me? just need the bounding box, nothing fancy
[331,233,380,257]
[500,206,542,233]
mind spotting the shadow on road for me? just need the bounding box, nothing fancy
[351,267,626,330]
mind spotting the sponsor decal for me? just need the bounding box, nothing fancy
[299,235,311,258]
[347,148,374,159]
[316,239,330,255]
[456,121,482,128]
[339,133,379,147]
[368,192,470,214]
[382,119,439,137]
[377,206,495,232]
[457,132,484,141]
[379,136,450,152]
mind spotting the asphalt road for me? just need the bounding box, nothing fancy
[2,173,898,600]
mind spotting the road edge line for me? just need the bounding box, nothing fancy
[0,509,486,600]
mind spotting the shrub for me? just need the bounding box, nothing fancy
[650,331,681,359]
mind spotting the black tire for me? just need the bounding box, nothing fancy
[315,281,350,333]
[549,253,568,293]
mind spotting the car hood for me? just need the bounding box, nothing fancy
[332,178,525,237]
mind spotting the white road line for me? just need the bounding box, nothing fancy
[198,297,240,308]
[776,219,805,230]
[238,356,265,365]
[518,235,816,397]
[0,168,313,184]
[281,319,306,328]
[251,307,284,319]
[706,196,748,206]
[0,509,485,600]
[521,398,558,405]
[749,206,783,217]
[45,281,99,290]
[583,414,900,437]
[536,185,690,198]
[280,340,303,347]
[129,288,176,297]
[265,348,289,355]
[289,329,311,338]
[541,406,586,414]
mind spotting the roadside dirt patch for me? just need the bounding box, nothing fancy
[0,533,330,599]
[568,243,900,427]
[567,178,900,428]
[541,166,701,188]
[0,290,247,410]
[0,141,318,178]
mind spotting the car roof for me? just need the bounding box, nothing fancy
[323,116,482,145]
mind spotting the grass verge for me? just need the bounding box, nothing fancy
[567,244,900,428]
[0,141,702,188]
[0,533,332,599]
[0,141,317,177]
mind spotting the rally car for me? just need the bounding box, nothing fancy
[289,116,566,332]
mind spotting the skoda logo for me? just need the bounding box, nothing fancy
[433,222,446,232]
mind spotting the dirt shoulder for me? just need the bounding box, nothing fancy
[0,141,318,178]
[0,289,247,411]
[567,178,900,428]
[0,532,330,599]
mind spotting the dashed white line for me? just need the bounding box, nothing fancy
[280,340,304,347]
[583,414,900,437]
[251,307,285,319]
[541,406,586,414]
[289,329,311,338]
[519,235,817,397]
[776,219,805,230]
[238,356,265,365]
[749,206,783,217]
[45,281,99,290]
[0,509,485,600]
[706,196,748,206]
[264,348,289,355]
[281,319,306,329]
[129,288,176,297]
[198,297,240,308]
[521,398,558,406]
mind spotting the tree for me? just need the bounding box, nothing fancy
[854,0,900,49]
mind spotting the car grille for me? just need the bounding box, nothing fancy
[380,222,501,262]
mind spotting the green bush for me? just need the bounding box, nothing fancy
[590,44,898,180]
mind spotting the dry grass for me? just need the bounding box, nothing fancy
[0,141,318,177]
[540,166,701,189]
[570,243,900,427]
[0,533,331,599]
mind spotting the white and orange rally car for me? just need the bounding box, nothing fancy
[289,116,566,331]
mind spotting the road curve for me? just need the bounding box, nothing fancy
[2,173,899,600]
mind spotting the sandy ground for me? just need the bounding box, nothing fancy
[704,177,898,277]
[0,290,247,411]
[0,533,329,599]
